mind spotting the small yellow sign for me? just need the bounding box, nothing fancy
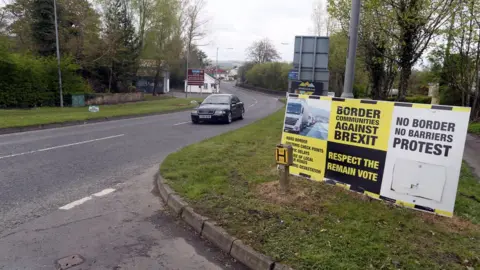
[276,144,293,166]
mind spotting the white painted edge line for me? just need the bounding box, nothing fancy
[92,188,116,197]
[173,121,192,126]
[0,134,125,160]
[59,196,93,210]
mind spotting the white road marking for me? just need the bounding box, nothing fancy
[59,196,93,210]
[92,188,116,197]
[173,121,192,126]
[0,134,125,160]
[247,97,258,110]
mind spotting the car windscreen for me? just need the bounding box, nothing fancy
[203,96,230,104]
[287,103,302,115]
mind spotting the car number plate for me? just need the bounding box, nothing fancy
[199,115,211,119]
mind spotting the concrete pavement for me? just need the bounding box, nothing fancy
[0,82,283,269]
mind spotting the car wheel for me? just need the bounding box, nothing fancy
[192,119,199,124]
[239,108,245,120]
[226,112,232,124]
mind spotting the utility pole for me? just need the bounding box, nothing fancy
[53,0,63,107]
[216,47,219,82]
[185,44,190,98]
[342,0,361,98]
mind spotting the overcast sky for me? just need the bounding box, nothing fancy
[202,0,318,62]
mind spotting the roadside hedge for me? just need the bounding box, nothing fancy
[245,62,292,91]
[0,50,91,108]
[386,95,432,104]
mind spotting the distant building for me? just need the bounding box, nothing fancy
[136,59,170,93]
[205,67,228,80]
[226,68,238,81]
[184,73,219,94]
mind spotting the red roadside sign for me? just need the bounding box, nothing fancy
[187,69,205,86]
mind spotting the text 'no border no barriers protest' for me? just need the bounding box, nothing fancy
[281,94,470,217]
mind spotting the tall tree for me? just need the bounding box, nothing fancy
[311,0,336,36]
[246,38,280,63]
[143,0,182,95]
[429,0,480,117]
[388,0,454,101]
[132,0,155,50]
[328,0,451,101]
[31,0,59,56]
[183,0,208,84]
[103,0,140,92]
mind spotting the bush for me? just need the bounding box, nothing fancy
[245,62,292,91]
[0,51,91,108]
[468,123,480,135]
[405,95,432,104]
[353,84,368,98]
[386,95,432,104]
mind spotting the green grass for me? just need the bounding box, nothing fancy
[144,94,176,101]
[469,122,480,135]
[161,109,480,270]
[0,97,202,129]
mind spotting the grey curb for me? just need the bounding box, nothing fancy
[155,173,294,270]
[201,221,237,254]
[181,206,209,233]
[166,193,187,216]
[158,178,175,202]
[231,240,274,270]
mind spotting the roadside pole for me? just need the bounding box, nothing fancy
[216,47,219,83]
[342,0,361,98]
[185,45,190,98]
[53,0,63,107]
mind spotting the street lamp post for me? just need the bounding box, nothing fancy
[342,0,361,98]
[53,0,63,107]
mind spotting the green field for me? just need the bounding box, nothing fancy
[0,97,201,129]
[161,109,480,270]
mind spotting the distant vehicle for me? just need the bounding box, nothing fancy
[191,94,245,124]
[307,113,315,126]
[284,98,309,133]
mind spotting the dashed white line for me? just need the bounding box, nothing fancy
[59,196,93,210]
[0,134,125,160]
[92,188,116,197]
[247,97,258,110]
[173,121,192,126]
[59,188,117,210]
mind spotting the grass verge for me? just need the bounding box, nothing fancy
[161,109,480,270]
[0,97,201,129]
[469,122,480,135]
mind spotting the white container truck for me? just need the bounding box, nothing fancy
[284,99,310,133]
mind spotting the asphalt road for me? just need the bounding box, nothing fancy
[0,82,283,269]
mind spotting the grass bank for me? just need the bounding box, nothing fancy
[161,109,480,270]
[469,122,480,135]
[0,97,201,129]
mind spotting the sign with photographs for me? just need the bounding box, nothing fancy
[280,94,470,217]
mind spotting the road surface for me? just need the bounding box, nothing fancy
[0,82,283,269]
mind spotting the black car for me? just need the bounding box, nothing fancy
[191,94,245,124]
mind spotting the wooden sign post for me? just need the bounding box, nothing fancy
[275,144,294,193]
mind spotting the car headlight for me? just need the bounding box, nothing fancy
[191,110,198,114]
[214,110,226,115]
